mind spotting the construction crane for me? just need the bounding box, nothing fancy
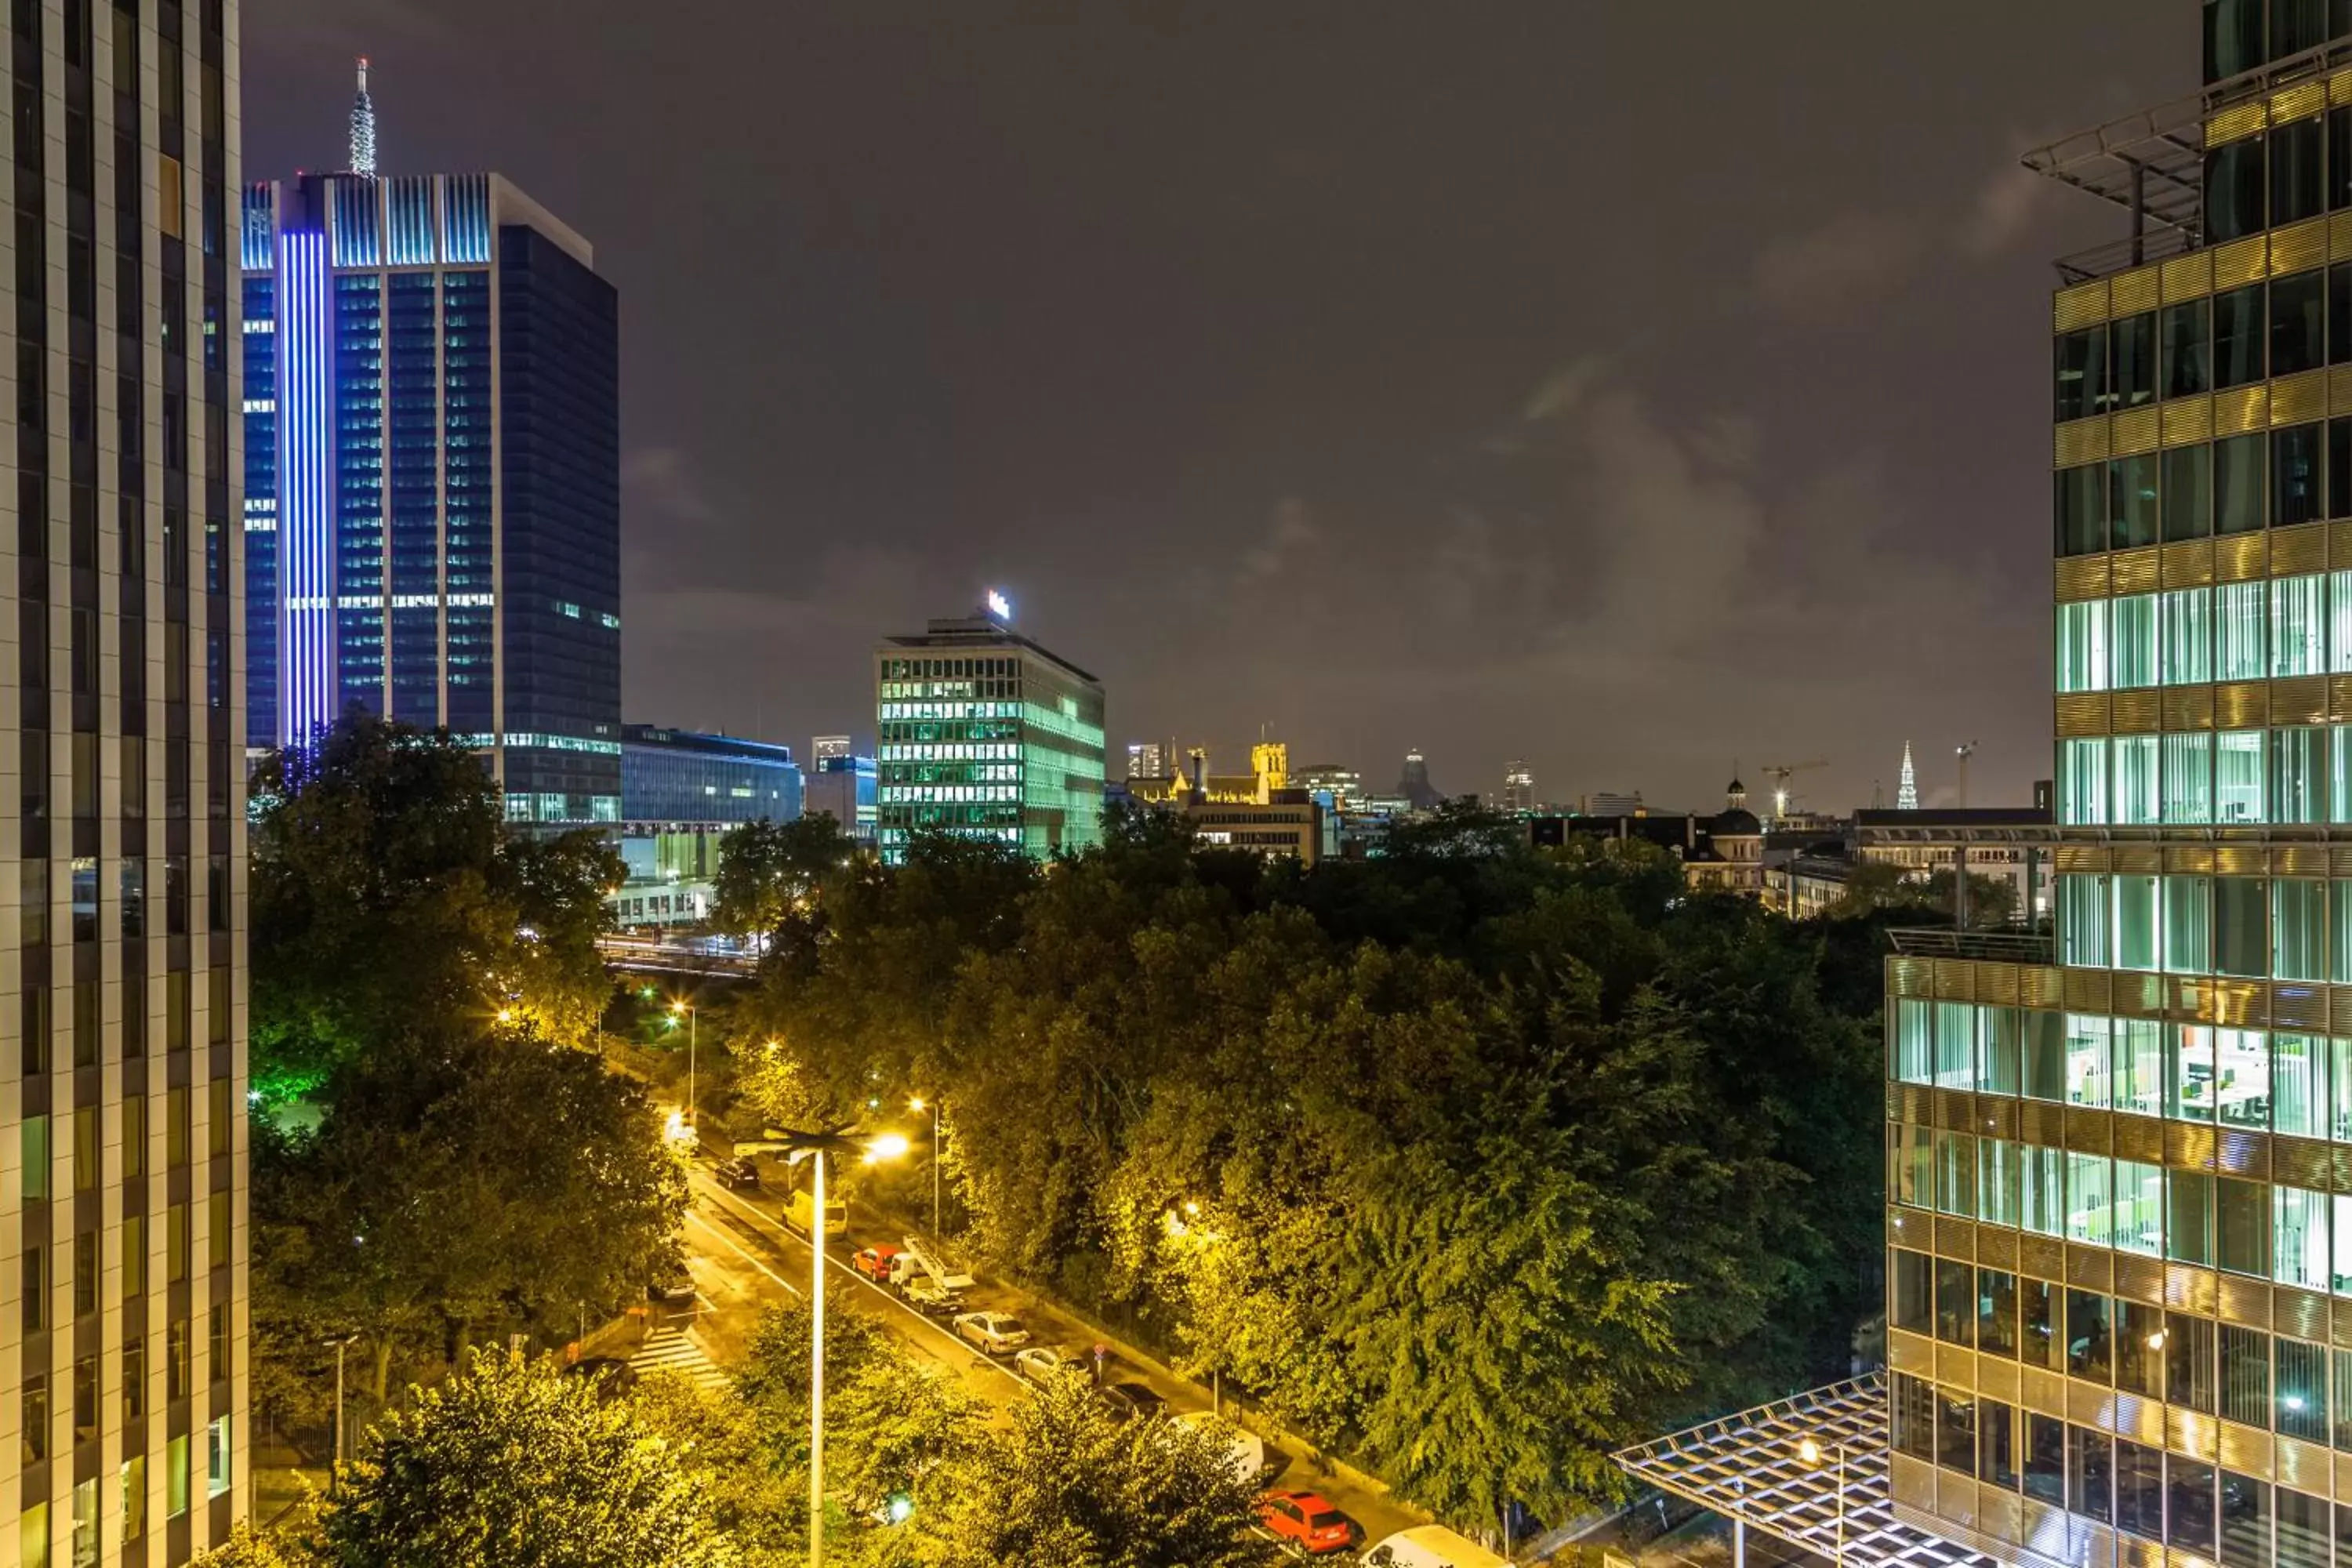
[1759,760,1828,821]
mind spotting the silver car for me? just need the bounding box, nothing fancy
[952,1311,1032,1355]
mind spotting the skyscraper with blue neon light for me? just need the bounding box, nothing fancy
[241,168,622,826]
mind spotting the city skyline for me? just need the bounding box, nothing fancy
[235,2,2185,814]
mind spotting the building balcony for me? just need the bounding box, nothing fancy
[1888,927,2056,965]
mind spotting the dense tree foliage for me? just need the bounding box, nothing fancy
[314,1352,737,1568]
[929,1375,1272,1568]
[249,712,620,1091]
[710,813,861,943]
[252,1025,685,1402]
[735,804,1885,1521]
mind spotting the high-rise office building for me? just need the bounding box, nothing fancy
[1501,760,1534,813]
[1397,748,1442,811]
[240,75,621,827]
[1623,11,2352,1568]
[875,599,1105,862]
[1126,739,1175,782]
[1,0,249,1559]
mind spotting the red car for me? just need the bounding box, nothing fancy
[1258,1490,1356,1555]
[851,1244,902,1283]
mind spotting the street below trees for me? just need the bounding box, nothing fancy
[670,1155,1426,1545]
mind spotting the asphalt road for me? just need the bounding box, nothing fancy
[670,1158,1425,1550]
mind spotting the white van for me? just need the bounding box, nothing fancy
[1171,1410,1265,1481]
[1362,1525,1511,1568]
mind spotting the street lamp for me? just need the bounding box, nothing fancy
[909,1097,942,1232]
[1797,1436,1848,1563]
[669,1000,697,1128]
[323,1332,361,1497]
[768,1123,910,1567]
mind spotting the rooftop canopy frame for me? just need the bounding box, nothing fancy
[1612,1377,2079,1568]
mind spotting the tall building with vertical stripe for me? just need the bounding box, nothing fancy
[240,167,621,828]
[2,0,249,1560]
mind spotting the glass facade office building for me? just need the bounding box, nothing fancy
[1884,7,2352,1566]
[240,172,620,826]
[0,0,250,1559]
[875,609,1105,863]
[619,726,800,826]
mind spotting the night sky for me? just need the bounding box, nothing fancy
[244,2,2193,815]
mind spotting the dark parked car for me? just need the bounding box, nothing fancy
[563,1357,639,1401]
[1101,1381,1168,1421]
[712,1156,760,1189]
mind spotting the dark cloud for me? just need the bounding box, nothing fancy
[241,0,2186,811]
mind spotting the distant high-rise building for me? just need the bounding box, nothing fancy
[808,738,877,844]
[242,74,622,827]
[1895,739,1918,810]
[1582,791,1644,817]
[1127,739,1176,781]
[1502,760,1535,813]
[0,1,252,1555]
[1294,763,1363,811]
[1398,749,1443,811]
[876,598,1105,862]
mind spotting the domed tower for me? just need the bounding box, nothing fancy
[1711,775,1765,891]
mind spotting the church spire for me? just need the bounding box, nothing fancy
[349,56,377,177]
[1896,740,1919,811]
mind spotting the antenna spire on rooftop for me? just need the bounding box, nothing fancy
[349,56,378,177]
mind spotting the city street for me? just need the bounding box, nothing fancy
[667,1158,1425,1548]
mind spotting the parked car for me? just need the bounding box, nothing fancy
[712,1156,760,1189]
[1258,1490,1358,1555]
[852,1244,902,1283]
[648,1265,697,1305]
[1176,1410,1266,1483]
[904,1276,963,1315]
[562,1357,640,1401]
[1013,1346,1083,1386]
[952,1311,1032,1355]
[1100,1380,1168,1421]
[786,1186,848,1237]
[1361,1526,1509,1568]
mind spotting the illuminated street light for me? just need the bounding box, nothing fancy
[910,1097,942,1231]
[759,1123,911,1567]
[495,1007,514,1025]
[669,1000,698,1128]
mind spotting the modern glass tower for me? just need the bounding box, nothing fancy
[1617,11,2352,1568]
[240,154,621,828]
[2,0,249,1560]
[874,601,1105,862]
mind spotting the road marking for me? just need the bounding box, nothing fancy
[630,1325,731,1393]
[688,1171,1025,1392]
[684,1207,803,1299]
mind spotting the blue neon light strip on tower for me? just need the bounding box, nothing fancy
[276,230,337,748]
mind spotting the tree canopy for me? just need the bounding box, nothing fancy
[252,1024,685,1403]
[710,813,860,944]
[314,1352,737,1568]
[732,804,1884,1522]
[929,1375,1272,1568]
[249,711,620,1091]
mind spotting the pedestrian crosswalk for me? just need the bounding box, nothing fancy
[629,1326,731,1394]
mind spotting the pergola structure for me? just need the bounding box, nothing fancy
[1611,1377,2057,1568]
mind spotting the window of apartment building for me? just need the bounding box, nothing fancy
[2217,281,2269,383]
[2056,465,2105,557]
[2114,593,2159,688]
[2208,139,2267,246]
[2056,600,2109,692]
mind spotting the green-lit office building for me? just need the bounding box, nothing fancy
[874,600,1106,862]
[1617,9,2352,1568]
